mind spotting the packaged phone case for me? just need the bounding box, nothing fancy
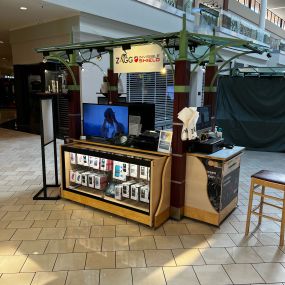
[70,153,77,164]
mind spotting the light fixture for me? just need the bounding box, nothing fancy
[42,57,47,63]
[0,41,4,44]
[160,67,167,75]
[44,69,48,73]
[20,6,28,10]
[2,57,6,60]
[96,54,102,61]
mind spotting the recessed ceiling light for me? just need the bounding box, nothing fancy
[0,41,4,44]
[2,57,6,60]
[20,6,28,10]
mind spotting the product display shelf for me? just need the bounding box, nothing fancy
[61,141,171,227]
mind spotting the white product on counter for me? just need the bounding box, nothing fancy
[140,166,149,180]
[70,153,77,164]
[129,164,139,178]
[115,184,123,200]
[75,170,84,184]
[83,155,89,166]
[77,154,84,165]
[122,180,136,199]
[93,157,100,170]
[94,173,108,190]
[100,158,113,171]
[69,169,76,183]
[88,173,95,188]
[82,172,90,186]
[140,184,150,203]
[130,183,144,201]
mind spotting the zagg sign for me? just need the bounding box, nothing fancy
[113,44,163,73]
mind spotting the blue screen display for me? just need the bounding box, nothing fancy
[83,104,129,139]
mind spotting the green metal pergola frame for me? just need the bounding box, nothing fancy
[36,15,269,90]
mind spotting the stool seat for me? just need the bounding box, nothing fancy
[252,170,285,185]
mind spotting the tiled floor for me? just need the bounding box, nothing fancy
[1,128,285,284]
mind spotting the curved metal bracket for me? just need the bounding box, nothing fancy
[45,55,77,86]
[209,50,256,88]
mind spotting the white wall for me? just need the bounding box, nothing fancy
[10,16,79,64]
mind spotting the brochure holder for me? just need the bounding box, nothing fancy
[33,94,60,200]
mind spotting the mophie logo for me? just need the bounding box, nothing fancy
[116,53,161,64]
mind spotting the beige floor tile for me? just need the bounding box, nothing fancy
[48,210,72,220]
[0,229,16,241]
[56,219,81,228]
[53,252,86,271]
[116,250,146,268]
[172,248,205,265]
[1,211,28,221]
[132,267,166,285]
[45,239,75,254]
[32,220,57,228]
[258,221,280,232]
[7,220,33,229]
[163,266,200,285]
[116,225,140,237]
[21,205,43,211]
[0,273,35,285]
[186,222,214,234]
[253,245,285,262]
[85,251,115,269]
[194,265,232,285]
[224,263,264,284]
[80,217,104,226]
[0,241,21,255]
[0,221,9,229]
[139,225,165,236]
[16,240,48,255]
[42,204,65,211]
[65,270,99,285]
[204,233,236,247]
[64,227,90,239]
[226,246,263,263]
[180,234,209,248]
[38,228,65,240]
[100,268,132,285]
[129,236,156,250]
[154,236,183,249]
[144,249,176,266]
[90,225,115,237]
[21,254,57,272]
[253,263,285,283]
[11,228,41,241]
[74,238,102,252]
[213,222,238,234]
[163,224,189,235]
[102,237,129,251]
[230,221,257,234]
[229,233,262,246]
[0,255,27,273]
[254,232,281,245]
[0,205,23,212]
[31,271,67,285]
[200,248,234,264]
[71,210,94,220]
[103,216,127,225]
[63,203,85,210]
[25,211,51,220]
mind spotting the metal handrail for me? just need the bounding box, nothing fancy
[236,0,285,30]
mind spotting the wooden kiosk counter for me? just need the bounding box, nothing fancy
[60,140,171,227]
[185,146,245,226]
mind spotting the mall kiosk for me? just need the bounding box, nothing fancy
[36,15,266,226]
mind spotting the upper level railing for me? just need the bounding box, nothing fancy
[236,0,285,30]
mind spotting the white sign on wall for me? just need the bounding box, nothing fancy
[113,44,163,73]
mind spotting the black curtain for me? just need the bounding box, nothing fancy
[216,76,285,152]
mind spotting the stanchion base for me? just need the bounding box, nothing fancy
[33,185,61,200]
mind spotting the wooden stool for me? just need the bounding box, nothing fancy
[245,170,285,246]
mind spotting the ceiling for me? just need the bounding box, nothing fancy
[267,0,285,19]
[0,0,78,74]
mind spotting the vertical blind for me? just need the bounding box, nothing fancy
[127,70,174,129]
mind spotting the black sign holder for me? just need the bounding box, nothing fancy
[33,94,60,200]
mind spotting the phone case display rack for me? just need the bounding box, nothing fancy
[61,141,171,227]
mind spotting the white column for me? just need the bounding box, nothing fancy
[259,0,267,30]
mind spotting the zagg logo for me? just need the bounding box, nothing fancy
[115,53,161,64]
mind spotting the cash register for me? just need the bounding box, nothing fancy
[189,106,224,154]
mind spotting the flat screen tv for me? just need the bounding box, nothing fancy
[83,104,129,139]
